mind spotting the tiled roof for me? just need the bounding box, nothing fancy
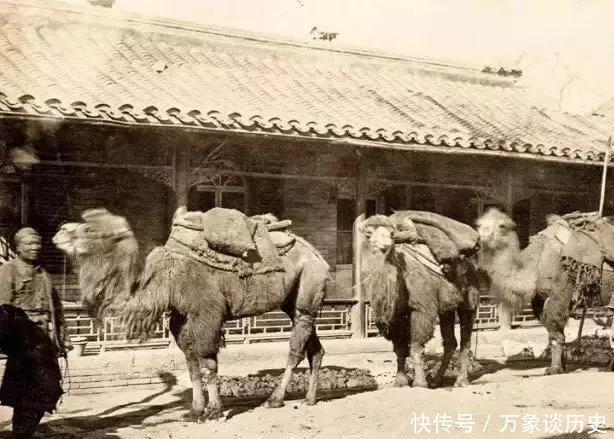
[0,0,611,162]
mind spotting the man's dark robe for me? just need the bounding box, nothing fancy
[0,304,63,413]
[0,258,66,413]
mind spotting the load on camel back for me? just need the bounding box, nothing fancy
[53,206,332,422]
[359,210,483,389]
[477,208,614,375]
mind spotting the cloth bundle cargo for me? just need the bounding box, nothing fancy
[389,211,479,262]
[172,207,257,257]
[543,211,604,269]
[169,207,295,273]
[538,211,607,306]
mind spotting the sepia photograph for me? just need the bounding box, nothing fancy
[0,0,613,437]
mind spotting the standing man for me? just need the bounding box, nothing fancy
[0,227,68,438]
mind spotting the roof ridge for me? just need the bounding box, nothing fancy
[2,0,516,87]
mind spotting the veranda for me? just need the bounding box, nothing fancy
[0,0,612,352]
[0,116,608,349]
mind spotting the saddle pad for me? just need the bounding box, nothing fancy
[269,231,296,248]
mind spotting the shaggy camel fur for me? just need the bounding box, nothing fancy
[476,208,614,374]
[360,215,480,388]
[53,208,331,422]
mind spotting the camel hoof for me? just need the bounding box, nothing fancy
[180,410,203,423]
[265,397,285,408]
[393,373,410,388]
[429,378,443,389]
[545,366,565,375]
[201,407,225,421]
[305,395,317,406]
[412,379,428,388]
[454,377,470,388]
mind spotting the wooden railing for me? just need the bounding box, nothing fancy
[63,300,355,351]
[0,234,15,264]
[63,296,544,352]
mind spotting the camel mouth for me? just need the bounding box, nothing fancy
[52,223,82,256]
[363,225,394,253]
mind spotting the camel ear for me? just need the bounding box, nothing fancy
[359,225,374,238]
[82,208,110,221]
[173,206,188,222]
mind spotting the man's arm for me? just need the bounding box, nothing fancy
[49,284,70,354]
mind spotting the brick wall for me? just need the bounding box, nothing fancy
[283,179,337,268]
[0,349,188,395]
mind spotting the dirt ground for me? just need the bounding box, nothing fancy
[0,323,613,439]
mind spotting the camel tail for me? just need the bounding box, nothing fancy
[122,247,174,340]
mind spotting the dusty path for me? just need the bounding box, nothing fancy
[4,364,613,439]
[0,322,612,438]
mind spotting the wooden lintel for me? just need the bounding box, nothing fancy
[17,159,171,171]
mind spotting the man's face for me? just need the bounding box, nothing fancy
[17,235,42,263]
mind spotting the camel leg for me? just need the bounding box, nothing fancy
[267,310,315,408]
[542,297,568,375]
[410,311,435,388]
[201,356,224,421]
[305,330,325,405]
[455,308,476,387]
[432,310,457,388]
[181,356,206,422]
[391,334,410,387]
[388,315,411,387]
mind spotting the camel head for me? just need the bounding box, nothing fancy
[53,208,141,319]
[360,215,395,255]
[476,208,518,252]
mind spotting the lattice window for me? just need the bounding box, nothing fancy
[188,160,247,212]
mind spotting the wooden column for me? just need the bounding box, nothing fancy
[498,167,515,330]
[173,144,190,209]
[351,148,369,338]
[20,181,29,226]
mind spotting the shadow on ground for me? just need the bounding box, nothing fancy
[538,428,613,439]
[0,367,378,438]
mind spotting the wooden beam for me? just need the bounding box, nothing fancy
[504,167,514,214]
[16,159,171,171]
[499,166,515,330]
[174,145,190,208]
[20,181,28,226]
[12,158,596,196]
[351,148,369,339]
[599,137,612,217]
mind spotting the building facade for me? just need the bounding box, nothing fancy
[0,0,612,340]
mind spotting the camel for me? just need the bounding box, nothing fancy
[476,208,614,374]
[53,207,331,422]
[359,212,481,388]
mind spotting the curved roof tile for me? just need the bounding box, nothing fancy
[0,0,610,162]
